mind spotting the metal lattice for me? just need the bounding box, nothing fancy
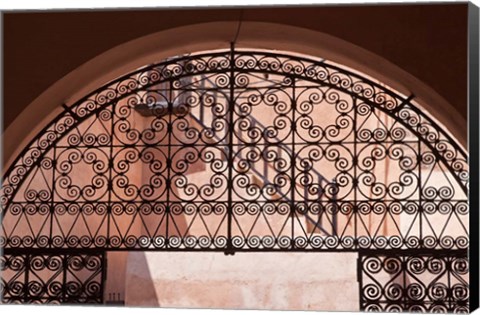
[1,251,105,304]
[1,47,468,252]
[0,46,469,309]
[358,250,469,312]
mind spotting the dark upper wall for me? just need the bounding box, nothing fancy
[2,3,468,130]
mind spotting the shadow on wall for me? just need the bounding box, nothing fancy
[124,252,160,306]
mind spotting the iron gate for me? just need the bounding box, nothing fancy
[0,46,469,310]
[1,250,105,304]
[358,250,469,312]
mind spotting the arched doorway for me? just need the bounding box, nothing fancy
[1,46,469,312]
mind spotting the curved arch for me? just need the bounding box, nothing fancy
[3,21,467,170]
[1,48,468,252]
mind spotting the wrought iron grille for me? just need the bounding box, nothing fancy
[0,251,105,304]
[0,47,468,252]
[358,250,469,312]
[0,45,470,310]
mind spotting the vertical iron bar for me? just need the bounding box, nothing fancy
[200,75,205,123]
[225,43,236,255]
[402,255,407,309]
[62,254,67,303]
[49,146,56,248]
[332,180,338,236]
[290,77,296,248]
[447,256,452,311]
[418,136,423,246]
[318,176,322,229]
[165,80,174,249]
[353,97,358,247]
[262,120,267,180]
[304,176,307,201]
[100,252,107,304]
[24,253,30,304]
[239,124,242,160]
[107,102,114,249]
[417,138,422,244]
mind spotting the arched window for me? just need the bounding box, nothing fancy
[1,47,469,312]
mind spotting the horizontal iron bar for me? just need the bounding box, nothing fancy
[51,140,430,150]
[6,199,469,205]
[357,248,468,256]
[2,248,469,255]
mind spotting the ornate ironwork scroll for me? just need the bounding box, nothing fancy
[0,47,469,309]
[1,48,468,252]
[358,250,469,312]
[1,251,105,304]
